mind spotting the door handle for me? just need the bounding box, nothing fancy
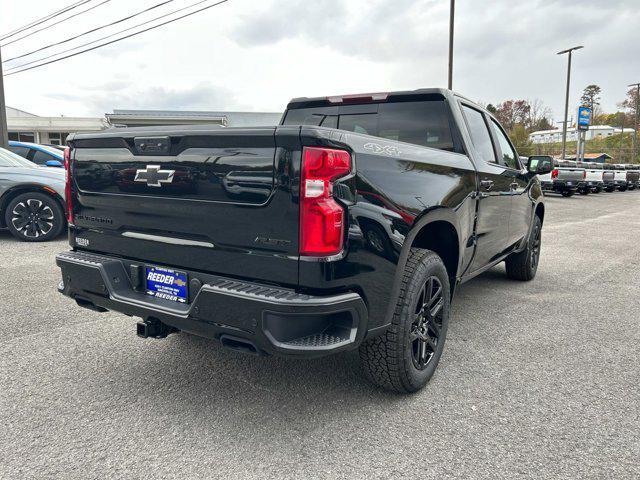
[480,179,494,191]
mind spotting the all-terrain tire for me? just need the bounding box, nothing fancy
[359,248,450,394]
[505,215,542,281]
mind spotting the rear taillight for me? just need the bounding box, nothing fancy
[64,146,73,224]
[582,170,587,179]
[551,169,559,179]
[300,147,351,257]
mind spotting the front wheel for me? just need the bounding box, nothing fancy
[4,192,65,242]
[359,248,450,393]
[505,215,542,281]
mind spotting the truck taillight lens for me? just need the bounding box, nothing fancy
[64,146,73,224]
[551,169,559,179]
[583,170,586,179]
[300,147,351,257]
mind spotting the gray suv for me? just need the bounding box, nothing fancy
[0,147,66,242]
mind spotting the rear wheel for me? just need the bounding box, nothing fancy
[359,248,450,393]
[4,192,64,242]
[505,215,542,281]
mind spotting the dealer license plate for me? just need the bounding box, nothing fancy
[145,266,188,303]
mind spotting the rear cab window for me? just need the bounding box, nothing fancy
[282,98,458,153]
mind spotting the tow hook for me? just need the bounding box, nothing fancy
[136,317,178,339]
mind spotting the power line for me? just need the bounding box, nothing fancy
[4,0,214,71]
[3,0,176,63]
[1,0,112,48]
[0,0,93,42]
[4,0,230,76]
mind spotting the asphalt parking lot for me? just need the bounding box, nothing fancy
[1,192,639,479]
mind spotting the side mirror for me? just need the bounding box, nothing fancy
[527,157,553,176]
[45,160,63,168]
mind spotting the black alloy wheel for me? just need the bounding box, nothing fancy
[410,276,444,370]
[5,192,64,242]
[529,219,542,272]
[505,215,542,281]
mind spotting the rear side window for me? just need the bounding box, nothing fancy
[9,146,29,158]
[489,119,520,169]
[283,100,455,151]
[461,105,495,164]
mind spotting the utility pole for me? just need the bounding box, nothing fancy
[448,0,455,90]
[619,115,625,163]
[557,46,583,159]
[0,46,8,148]
[629,82,640,163]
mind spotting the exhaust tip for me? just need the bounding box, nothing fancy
[220,335,260,355]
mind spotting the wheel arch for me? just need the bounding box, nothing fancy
[534,201,545,225]
[382,208,462,327]
[0,184,65,228]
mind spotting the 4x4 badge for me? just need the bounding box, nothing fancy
[134,165,175,187]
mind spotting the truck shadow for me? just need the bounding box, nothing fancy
[92,266,515,433]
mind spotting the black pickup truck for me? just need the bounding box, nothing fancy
[56,89,551,393]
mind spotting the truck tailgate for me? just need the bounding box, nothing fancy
[556,168,584,182]
[68,127,300,286]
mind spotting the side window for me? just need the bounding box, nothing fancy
[8,146,30,158]
[461,105,496,164]
[490,120,520,169]
[32,150,53,165]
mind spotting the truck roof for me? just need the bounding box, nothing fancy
[286,88,471,110]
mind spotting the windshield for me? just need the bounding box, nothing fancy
[0,147,38,168]
[282,100,455,152]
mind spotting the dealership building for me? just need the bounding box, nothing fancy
[6,106,106,145]
[5,107,284,145]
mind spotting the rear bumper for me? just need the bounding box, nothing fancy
[541,180,577,191]
[56,250,368,358]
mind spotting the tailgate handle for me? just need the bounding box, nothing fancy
[134,136,171,154]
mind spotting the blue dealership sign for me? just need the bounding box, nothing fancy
[577,106,591,131]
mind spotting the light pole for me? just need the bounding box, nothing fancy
[448,0,455,90]
[629,82,640,163]
[0,46,8,149]
[557,45,583,159]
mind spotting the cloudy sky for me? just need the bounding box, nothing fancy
[1,0,639,121]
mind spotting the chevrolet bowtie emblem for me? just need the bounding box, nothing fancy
[134,165,175,187]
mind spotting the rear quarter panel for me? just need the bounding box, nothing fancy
[297,127,477,331]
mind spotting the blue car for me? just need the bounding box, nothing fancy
[8,140,64,167]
